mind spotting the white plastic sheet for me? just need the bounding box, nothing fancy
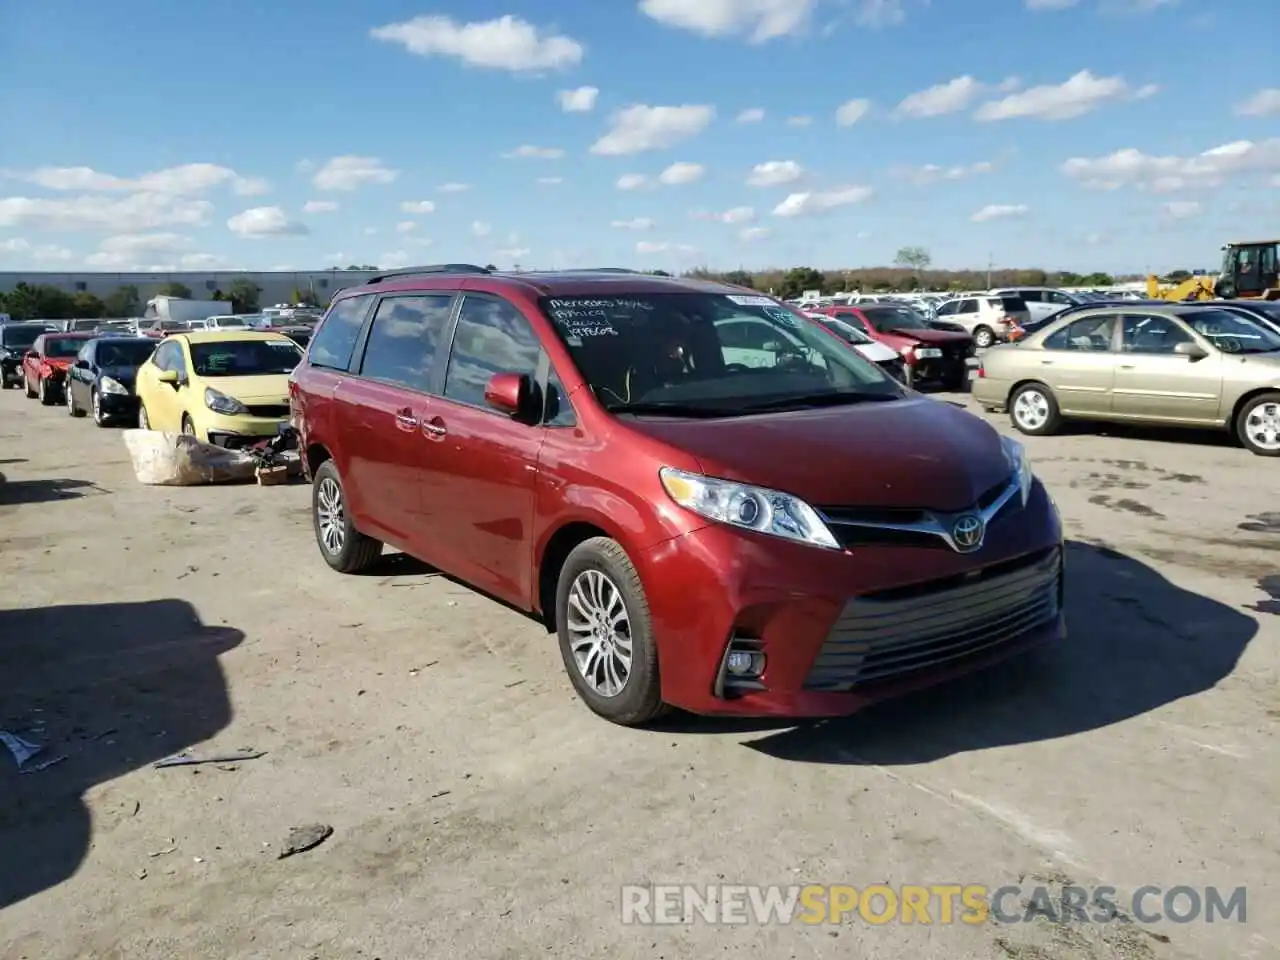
[122,429,259,485]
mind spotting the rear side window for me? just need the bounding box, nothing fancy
[443,295,542,408]
[1017,290,1043,303]
[997,296,1027,311]
[359,295,454,392]
[956,299,977,313]
[309,294,373,370]
[1043,316,1116,352]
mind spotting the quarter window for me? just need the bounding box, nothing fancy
[1043,316,1116,352]
[1120,315,1191,354]
[956,299,978,313]
[153,340,179,370]
[543,368,576,426]
[359,295,455,392]
[443,296,542,408]
[309,294,374,371]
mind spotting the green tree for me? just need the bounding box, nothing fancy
[290,287,320,307]
[156,281,192,298]
[895,275,919,293]
[70,291,106,318]
[722,269,755,289]
[484,263,498,271]
[646,269,671,277]
[228,278,262,313]
[0,282,76,319]
[1081,272,1114,286]
[1055,271,1082,286]
[209,289,230,302]
[893,246,932,288]
[1165,269,1191,282]
[102,285,141,317]
[778,266,824,300]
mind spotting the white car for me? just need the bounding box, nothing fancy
[804,312,907,382]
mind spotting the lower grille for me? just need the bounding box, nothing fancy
[245,404,289,418]
[804,548,1060,690]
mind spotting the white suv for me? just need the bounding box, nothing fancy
[933,295,1030,348]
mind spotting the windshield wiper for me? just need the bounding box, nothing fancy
[605,401,735,418]
[738,390,899,412]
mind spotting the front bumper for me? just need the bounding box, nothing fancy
[635,481,1063,717]
[97,391,140,419]
[201,411,290,448]
[907,356,968,384]
[1,361,21,384]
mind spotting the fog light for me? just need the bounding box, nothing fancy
[725,651,765,677]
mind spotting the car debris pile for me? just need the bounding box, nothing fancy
[122,427,300,486]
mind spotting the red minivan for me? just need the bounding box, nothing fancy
[290,266,1064,726]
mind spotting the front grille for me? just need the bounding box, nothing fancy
[803,547,1060,690]
[245,404,289,418]
[820,479,1010,550]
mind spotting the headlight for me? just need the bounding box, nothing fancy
[1001,435,1033,505]
[659,467,841,550]
[100,376,129,395]
[915,347,942,358]
[205,387,247,415]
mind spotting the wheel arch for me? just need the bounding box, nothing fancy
[1230,387,1280,433]
[535,519,624,631]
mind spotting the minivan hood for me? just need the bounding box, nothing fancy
[200,373,293,403]
[625,396,1011,511]
[888,327,971,345]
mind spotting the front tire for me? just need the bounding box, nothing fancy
[1237,391,1280,457]
[39,377,56,406]
[555,537,664,726]
[24,374,37,398]
[1009,382,1061,436]
[91,388,109,427]
[311,460,383,573]
[137,404,151,430]
[67,383,84,417]
[180,414,197,438]
[973,325,995,349]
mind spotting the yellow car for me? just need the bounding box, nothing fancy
[134,329,303,446]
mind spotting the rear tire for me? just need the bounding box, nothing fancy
[91,388,109,427]
[555,537,665,726]
[973,325,995,349]
[1236,391,1280,457]
[67,383,85,417]
[39,378,56,406]
[24,374,37,398]
[312,460,383,573]
[1009,382,1061,436]
[181,414,198,439]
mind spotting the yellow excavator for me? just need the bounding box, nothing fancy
[1146,240,1280,301]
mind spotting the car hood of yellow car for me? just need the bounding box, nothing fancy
[198,373,293,404]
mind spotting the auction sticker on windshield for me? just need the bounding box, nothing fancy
[725,295,778,306]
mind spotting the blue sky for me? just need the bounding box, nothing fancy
[1,0,1277,276]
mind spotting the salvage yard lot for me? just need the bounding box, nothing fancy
[1,386,1277,960]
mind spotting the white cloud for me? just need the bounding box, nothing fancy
[638,0,816,41]
[772,185,873,216]
[635,240,696,254]
[396,221,417,233]
[471,221,491,237]
[180,253,229,269]
[2,238,74,263]
[537,176,563,185]
[658,161,704,185]
[84,232,197,268]
[0,193,213,232]
[0,238,28,253]
[736,108,765,123]
[1061,139,1280,192]
[971,204,1028,222]
[557,86,599,112]
[437,182,470,193]
[380,250,412,268]
[1235,89,1280,117]
[504,144,565,159]
[303,199,338,213]
[892,160,994,184]
[786,115,813,127]
[616,173,650,190]
[739,226,770,240]
[835,99,871,126]
[852,0,907,26]
[312,156,398,190]
[747,160,804,186]
[400,200,436,213]
[612,217,654,230]
[227,206,308,237]
[496,247,531,261]
[895,75,984,117]
[975,70,1133,121]
[590,104,715,155]
[370,14,583,72]
[1161,200,1200,219]
[2,162,266,196]
[696,206,755,223]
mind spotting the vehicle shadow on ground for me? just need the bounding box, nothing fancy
[734,540,1258,763]
[0,478,97,505]
[0,600,242,909]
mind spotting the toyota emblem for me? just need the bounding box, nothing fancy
[951,514,984,551]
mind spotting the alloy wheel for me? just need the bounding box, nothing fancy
[66,383,75,414]
[1013,389,1049,431]
[1245,401,1280,452]
[316,477,346,555]
[565,569,633,698]
[92,389,102,423]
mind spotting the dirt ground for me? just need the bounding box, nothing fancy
[1,383,1277,960]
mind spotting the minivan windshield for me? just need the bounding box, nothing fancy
[538,293,901,416]
[191,339,303,376]
[859,305,929,332]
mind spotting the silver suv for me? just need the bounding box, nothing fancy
[934,295,1031,348]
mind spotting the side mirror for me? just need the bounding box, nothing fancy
[156,369,179,384]
[484,372,532,417]
[75,359,90,369]
[1174,342,1208,360]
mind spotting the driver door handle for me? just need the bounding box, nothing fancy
[394,412,418,429]
[422,422,446,436]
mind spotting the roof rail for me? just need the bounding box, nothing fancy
[575,267,641,274]
[366,264,491,284]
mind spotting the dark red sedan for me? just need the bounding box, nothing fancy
[22,332,93,405]
[817,303,972,389]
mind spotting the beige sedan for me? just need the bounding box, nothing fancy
[972,304,1280,456]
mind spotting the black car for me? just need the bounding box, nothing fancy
[64,336,156,426]
[0,322,56,388]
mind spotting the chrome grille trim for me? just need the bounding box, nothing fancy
[804,548,1060,691]
[818,472,1021,553]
